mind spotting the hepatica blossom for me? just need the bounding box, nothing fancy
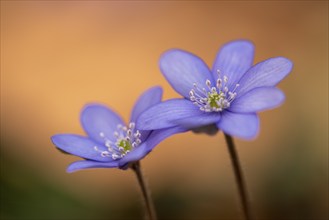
[137,40,293,139]
[51,87,184,172]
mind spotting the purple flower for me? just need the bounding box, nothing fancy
[136,40,293,139]
[51,87,185,172]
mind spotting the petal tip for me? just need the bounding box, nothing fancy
[279,57,294,72]
[50,134,66,146]
[149,85,163,94]
[222,39,255,50]
[50,135,58,143]
[66,167,77,173]
[80,103,110,116]
[131,86,164,122]
[66,162,79,173]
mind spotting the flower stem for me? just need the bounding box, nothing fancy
[131,161,157,220]
[224,133,252,220]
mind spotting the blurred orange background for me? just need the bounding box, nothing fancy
[1,1,328,220]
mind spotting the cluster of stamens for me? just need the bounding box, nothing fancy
[94,122,141,160]
[189,70,239,112]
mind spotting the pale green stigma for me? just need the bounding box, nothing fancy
[207,91,226,109]
[117,139,133,154]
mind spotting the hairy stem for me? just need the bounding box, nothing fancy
[224,133,252,220]
[131,161,157,220]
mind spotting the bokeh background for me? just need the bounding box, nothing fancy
[1,1,328,220]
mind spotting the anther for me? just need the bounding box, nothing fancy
[105,140,111,147]
[129,122,135,129]
[216,79,222,88]
[134,131,141,138]
[112,154,121,160]
[206,80,211,87]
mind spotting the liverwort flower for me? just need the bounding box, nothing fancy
[51,86,185,172]
[137,40,293,139]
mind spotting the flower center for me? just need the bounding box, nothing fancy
[208,91,226,109]
[117,139,132,153]
[94,122,141,160]
[189,70,239,112]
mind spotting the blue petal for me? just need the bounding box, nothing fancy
[51,134,113,162]
[81,104,124,144]
[67,160,119,173]
[136,98,203,130]
[217,111,259,139]
[118,126,187,167]
[160,49,214,98]
[212,40,254,90]
[130,86,163,123]
[173,113,221,129]
[230,87,285,113]
[144,126,187,152]
[236,57,293,98]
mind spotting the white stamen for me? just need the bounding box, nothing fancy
[112,154,121,160]
[101,151,111,157]
[188,70,239,113]
[94,122,142,160]
[134,130,141,138]
[129,122,135,129]
[105,140,111,147]
[217,78,222,88]
[206,80,211,88]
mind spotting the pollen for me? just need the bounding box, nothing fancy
[94,122,141,160]
[189,70,239,112]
